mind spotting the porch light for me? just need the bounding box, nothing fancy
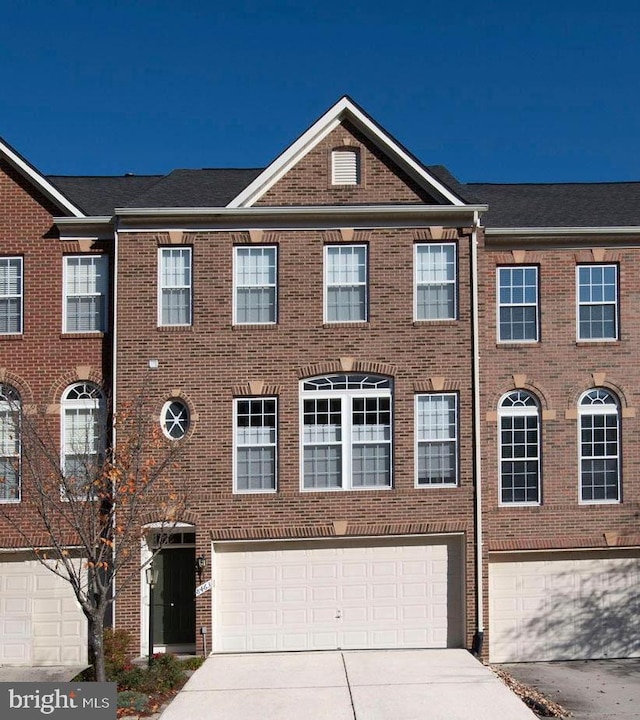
[195,555,206,580]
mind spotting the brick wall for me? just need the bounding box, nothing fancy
[115,222,479,649]
[0,160,110,545]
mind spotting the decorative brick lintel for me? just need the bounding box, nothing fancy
[210,521,466,542]
[488,534,640,552]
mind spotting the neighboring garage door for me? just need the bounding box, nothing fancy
[0,555,87,666]
[214,536,463,653]
[489,551,640,662]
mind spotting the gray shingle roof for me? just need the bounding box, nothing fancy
[48,175,164,216]
[469,182,640,228]
[121,168,263,208]
[47,170,640,230]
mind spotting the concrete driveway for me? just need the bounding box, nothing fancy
[160,649,536,720]
[501,659,640,720]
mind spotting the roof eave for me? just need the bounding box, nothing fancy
[113,204,487,231]
[485,225,640,246]
[0,139,85,217]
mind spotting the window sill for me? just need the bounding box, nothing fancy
[415,483,458,489]
[0,333,23,341]
[576,340,619,347]
[60,332,105,339]
[232,323,278,330]
[322,322,369,329]
[496,341,539,348]
[413,319,457,327]
[498,502,541,508]
[157,325,194,332]
[300,485,392,493]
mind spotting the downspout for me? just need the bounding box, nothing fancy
[110,220,119,630]
[471,210,484,656]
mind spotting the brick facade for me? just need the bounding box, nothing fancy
[3,97,639,666]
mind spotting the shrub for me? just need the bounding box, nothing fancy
[140,653,186,693]
[117,690,151,714]
[180,655,205,671]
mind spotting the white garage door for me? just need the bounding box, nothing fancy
[0,556,87,666]
[214,536,463,653]
[489,551,640,663]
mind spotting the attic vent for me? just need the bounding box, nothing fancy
[332,149,360,186]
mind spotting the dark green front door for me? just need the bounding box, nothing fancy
[152,548,196,646]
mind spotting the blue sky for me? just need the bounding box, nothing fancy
[2,0,639,183]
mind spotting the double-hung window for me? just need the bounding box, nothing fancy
[497,266,539,342]
[302,374,391,490]
[498,391,541,504]
[159,248,192,326]
[61,383,105,500]
[234,246,277,324]
[579,389,620,503]
[0,384,20,502]
[324,245,367,322]
[64,255,108,332]
[576,265,618,341]
[415,393,458,486]
[414,244,456,320]
[0,257,23,334]
[234,398,277,492]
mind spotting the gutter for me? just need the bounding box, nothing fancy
[471,210,484,655]
[486,226,640,243]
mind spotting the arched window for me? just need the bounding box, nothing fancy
[0,384,21,502]
[301,374,392,490]
[61,382,105,499]
[498,390,541,504]
[578,388,620,502]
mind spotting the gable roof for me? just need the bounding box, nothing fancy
[227,96,468,208]
[0,136,85,217]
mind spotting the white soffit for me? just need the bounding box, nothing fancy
[0,138,84,217]
[228,97,465,208]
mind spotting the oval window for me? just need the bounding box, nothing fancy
[161,400,190,440]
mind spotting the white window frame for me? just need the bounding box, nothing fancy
[578,388,620,504]
[61,382,105,501]
[160,399,190,440]
[158,247,192,327]
[233,245,277,325]
[497,266,539,343]
[576,264,618,342]
[331,148,360,185]
[414,393,458,487]
[233,397,277,494]
[0,384,21,503]
[498,390,541,506]
[300,374,392,492]
[0,257,23,335]
[323,245,368,323]
[414,243,457,321]
[63,255,108,333]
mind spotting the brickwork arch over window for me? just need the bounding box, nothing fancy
[0,383,21,502]
[578,388,620,503]
[61,382,106,500]
[301,374,392,491]
[498,390,541,505]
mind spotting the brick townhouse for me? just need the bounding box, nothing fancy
[0,96,638,667]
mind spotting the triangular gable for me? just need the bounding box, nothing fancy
[228,96,466,208]
[0,136,84,217]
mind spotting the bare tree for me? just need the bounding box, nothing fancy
[0,383,188,682]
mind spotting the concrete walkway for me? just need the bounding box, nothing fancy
[160,649,536,720]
